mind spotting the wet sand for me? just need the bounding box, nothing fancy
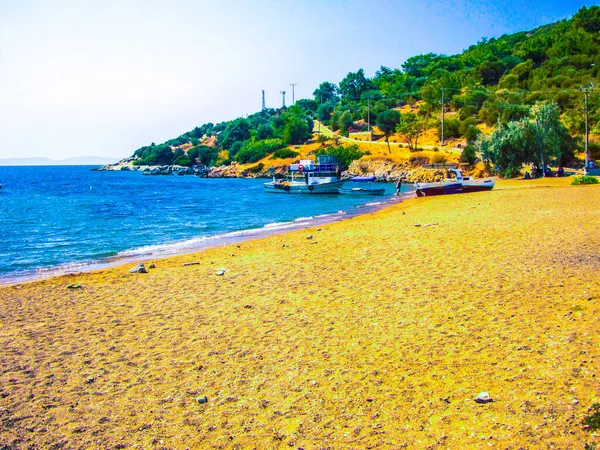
[1,177,599,449]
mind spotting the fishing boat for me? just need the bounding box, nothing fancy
[415,169,463,197]
[264,155,344,194]
[461,175,496,193]
[415,168,496,196]
[338,176,385,196]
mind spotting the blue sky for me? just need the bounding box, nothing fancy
[0,0,595,160]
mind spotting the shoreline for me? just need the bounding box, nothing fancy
[0,191,412,287]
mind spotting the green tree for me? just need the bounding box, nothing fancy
[339,69,375,102]
[376,109,401,153]
[396,112,431,151]
[217,118,251,150]
[313,81,340,104]
[477,102,574,176]
[314,144,365,170]
[284,115,311,145]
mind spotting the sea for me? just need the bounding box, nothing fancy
[0,166,412,285]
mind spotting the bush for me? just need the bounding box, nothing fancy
[460,145,478,165]
[409,154,430,167]
[572,175,599,185]
[439,118,461,140]
[431,153,448,164]
[270,148,299,160]
[589,142,600,160]
[314,144,364,170]
[247,163,265,173]
[235,139,285,164]
[582,403,600,431]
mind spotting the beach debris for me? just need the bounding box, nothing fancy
[183,262,200,266]
[86,376,95,384]
[282,244,289,247]
[310,241,318,244]
[441,397,450,404]
[148,263,156,269]
[226,396,238,402]
[215,268,228,276]
[306,234,313,240]
[67,283,82,289]
[317,228,322,231]
[129,264,147,274]
[196,395,208,404]
[474,392,493,404]
[414,224,422,227]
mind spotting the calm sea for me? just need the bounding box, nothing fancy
[0,166,411,284]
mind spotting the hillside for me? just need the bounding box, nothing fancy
[115,5,600,177]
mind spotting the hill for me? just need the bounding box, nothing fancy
[117,5,600,177]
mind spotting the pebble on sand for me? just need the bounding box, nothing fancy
[196,395,208,404]
[129,264,147,274]
[474,392,493,403]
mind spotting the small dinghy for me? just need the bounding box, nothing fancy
[339,176,385,196]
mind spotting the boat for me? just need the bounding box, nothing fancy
[461,175,496,193]
[415,169,463,197]
[338,176,385,196]
[263,155,345,194]
[415,168,496,196]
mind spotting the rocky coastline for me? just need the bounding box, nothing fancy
[95,157,460,183]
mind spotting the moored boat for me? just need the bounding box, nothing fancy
[415,168,496,196]
[338,176,385,196]
[461,175,496,193]
[264,155,344,194]
[415,169,463,197]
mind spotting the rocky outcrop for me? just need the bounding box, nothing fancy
[96,156,459,182]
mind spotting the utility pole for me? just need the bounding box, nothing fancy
[280,91,286,108]
[290,83,297,106]
[581,83,593,172]
[261,90,266,111]
[367,98,371,135]
[318,95,322,135]
[441,88,445,147]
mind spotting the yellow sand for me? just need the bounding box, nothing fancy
[1,178,599,449]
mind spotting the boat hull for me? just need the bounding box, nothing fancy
[338,187,385,196]
[264,180,345,194]
[415,181,462,197]
[462,178,495,193]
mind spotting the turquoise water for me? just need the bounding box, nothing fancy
[0,166,410,283]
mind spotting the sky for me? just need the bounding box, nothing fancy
[0,0,596,160]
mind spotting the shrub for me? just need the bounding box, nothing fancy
[431,153,448,164]
[582,403,600,431]
[314,144,365,170]
[589,142,600,160]
[270,148,299,160]
[409,154,430,167]
[247,163,265,174]
[235,139,285,164]
[572,175,599,185]
[460,145,478,165]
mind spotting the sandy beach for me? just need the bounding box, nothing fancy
[1,178,599,449]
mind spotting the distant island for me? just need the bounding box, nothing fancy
[0,156,120,166]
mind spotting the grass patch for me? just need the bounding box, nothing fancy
[583,404,600,431]
[572,175,599,185]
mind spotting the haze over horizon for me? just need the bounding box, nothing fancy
[0,0,595,160]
